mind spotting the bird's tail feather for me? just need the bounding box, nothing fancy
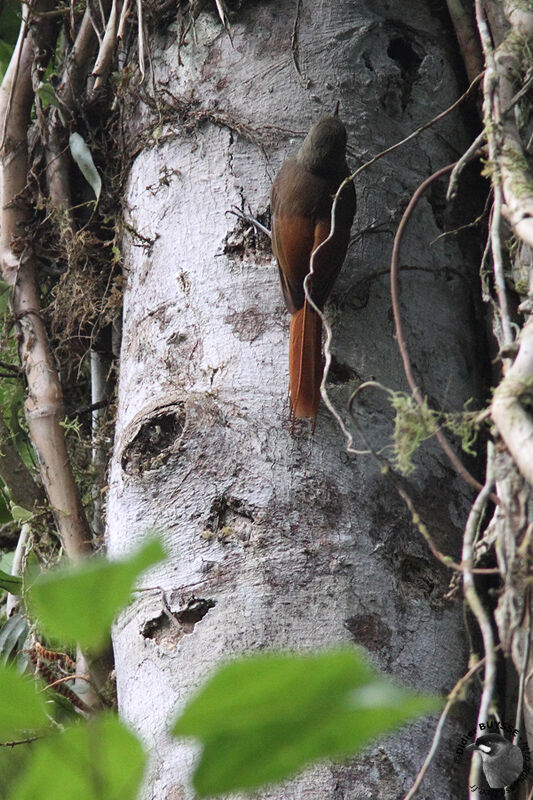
[289,303,323,421]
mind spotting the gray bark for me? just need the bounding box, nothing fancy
[108,2,482,797]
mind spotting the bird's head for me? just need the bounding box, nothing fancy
[296,116,348,176]
[465,733,513,759]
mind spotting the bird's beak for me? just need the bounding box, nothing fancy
[333,100,340,116]
[465,743,477,753]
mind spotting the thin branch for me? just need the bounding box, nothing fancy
[474,1,533,249]
[513,598,531,745]
[491,319,533,489]
[490,181,514,348]
[0,9,29,152]
[337,71,483,198]
[402,651,500,800]
[463,461,497,731]
[117,0,131,38]
[91,0,121,95]
[0,4,93,559]
[445,0,484,84]
[290,0,308,88]
[390,162,500,501]
[447,130,486,202]
[42,673,92,690]
[136,0,145,82]
[0,737,41,747]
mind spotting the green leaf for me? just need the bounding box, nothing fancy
[11,506,32,523]
[173,649,439,796]
[0,279,10,315]
[0,40,13,82]
[11,713,146,800]
[27,537,165,650]
[0,662,47,739]
[36,82,66,125]
[0,569,22,594]
[0,0,21,45]
[0,490,12,525]
[0,614,28,663]
[36,81,59,109]
[69,132,101,202]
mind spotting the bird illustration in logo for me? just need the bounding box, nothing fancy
[466,734,524,788]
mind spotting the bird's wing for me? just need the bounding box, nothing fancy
[272,215,316,313]
[306,176,356,308]
[271,160,356,312]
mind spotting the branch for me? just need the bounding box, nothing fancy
[91,0,121,96]
[0,5,92,559]
[445,0,484,84]
[462,461,498,800]
[475,1,533,250]
[491,318,533,489]
[46,1,110,217]
[462,467,497,728]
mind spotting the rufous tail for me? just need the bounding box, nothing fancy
[288,302,323,420]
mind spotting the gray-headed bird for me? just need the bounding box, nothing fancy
[466,733,524,788]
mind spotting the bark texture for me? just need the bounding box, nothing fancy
[108,1,484,797]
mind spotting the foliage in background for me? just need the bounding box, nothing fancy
[0,0,18,78]
[174,650,439,797]
[0,537,438,798]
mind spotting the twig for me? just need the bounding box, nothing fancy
[445,0,484,83]
[290,0,308,88]
[92,0,121,94]
[0,6,30,152]
[491,178,513,347]
[136,0,145,82]
[227,206,271,238]
[86,2,104,46]
[72,399,110,417]
[513,595,531,745]
[0,737,41,747]
[337,71,483,198]
[117,0,130,38]
[402,651,499,800]
[463,460,497,733]
[6,522,31,618]
[42,673,93,690]
[447,130,486,201]
[213,0,232,43]
[462,461,498,800]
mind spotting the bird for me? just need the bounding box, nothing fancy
[270,111,356,424]
[466,733,524,788]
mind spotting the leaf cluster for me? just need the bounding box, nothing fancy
[0,537,438,798]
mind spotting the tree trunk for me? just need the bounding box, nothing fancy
[108,2,483,797]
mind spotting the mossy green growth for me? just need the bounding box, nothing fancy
[502,145,533,198]
[390,394,482,476]
[443,403,479,458]
[390,394,437,476]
